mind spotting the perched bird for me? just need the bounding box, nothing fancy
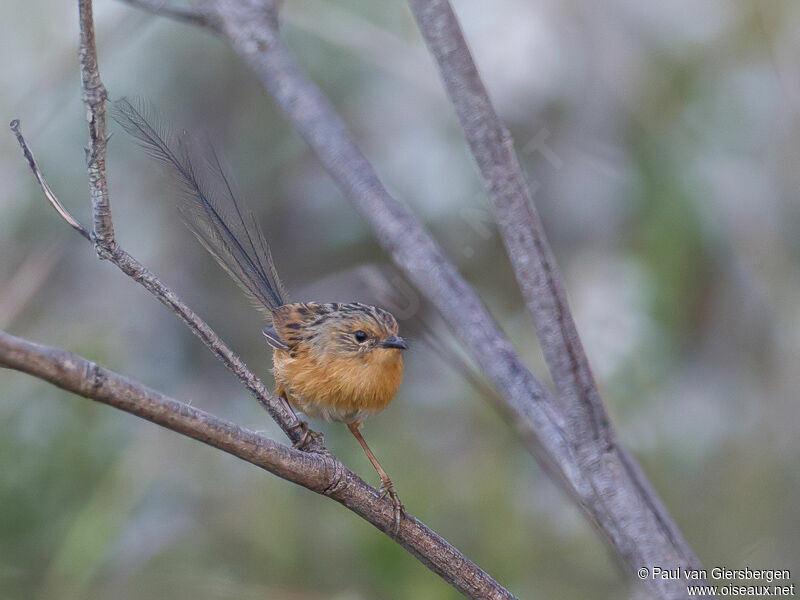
[113,99,408,531]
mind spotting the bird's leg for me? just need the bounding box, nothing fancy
[347,421,405,536]
[278,393,322,450]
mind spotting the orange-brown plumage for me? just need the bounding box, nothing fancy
[270,302,405,423]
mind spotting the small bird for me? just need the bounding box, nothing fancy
[113,100,408,531]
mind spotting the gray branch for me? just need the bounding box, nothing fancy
[79,0,115,248]
[115,1,711,597]
[0,329,515,600]
[408,0,704,596]
[73,0,316,450]
[117,0,221,31]
[409,0,607,456]
[5,2,519,596]
[12,116,311,450]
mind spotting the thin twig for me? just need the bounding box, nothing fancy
[9,120,91,241]
[75,0,323,450]
[9,114,315,449]
[0,329,516,600]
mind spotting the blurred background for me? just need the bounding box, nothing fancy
[1,0,799,598]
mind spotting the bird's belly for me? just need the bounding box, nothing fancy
[286,375,399,423]
[290,396,385,424]
[274,351,403,423]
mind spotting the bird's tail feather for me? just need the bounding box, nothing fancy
[112,98,289,316]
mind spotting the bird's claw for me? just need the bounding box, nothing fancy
[378,478,406,537]
[291,420,323,450]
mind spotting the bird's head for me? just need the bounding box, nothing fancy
[309,303,407,360]
[271,302,407,361]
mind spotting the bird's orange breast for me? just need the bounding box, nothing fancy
[273,346,403,423]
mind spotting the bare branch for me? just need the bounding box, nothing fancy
[0,329,516,600]
[9,120,91,241]
[8,4,520,595]
[408,0,607,444]
[117,0,220,31]
[408,0,705,595]
[122,2,709,597]
[79,0,115,249]
[79,0,318,450]
[9,111,315,449]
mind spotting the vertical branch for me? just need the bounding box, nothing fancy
[407,0,606,444]
[407,0,705,594]
[78,0,115,250]
[13,1,318,449]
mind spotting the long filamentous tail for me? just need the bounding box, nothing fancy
[112,98,289,316]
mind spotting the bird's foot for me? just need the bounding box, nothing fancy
[378,477,406,537]
[290,420,323,451]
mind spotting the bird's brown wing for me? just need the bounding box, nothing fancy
[271,302,331,349]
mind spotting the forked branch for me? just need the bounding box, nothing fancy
[77,0,314,450]
[0,329,515,600]
[407,0,703,591]
[3,2,516,597]
[117,1,708,597]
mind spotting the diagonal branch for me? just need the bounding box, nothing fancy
[117,0,221,31]
[9,120,91,241]
[10,116,312,450]
[8,3,520,596]
[408,0,607,447]
[63,0,317,450]
[0,329,516,600]
[407,0,703,588]
[117,1,710,598]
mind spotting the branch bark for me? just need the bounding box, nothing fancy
[0,330,515,600]
[409,0,606,452]
[118,0,221,31]
[204,0,570,448]
[73,0,315,450]
[6,3,518,597]
[115,1,708,597]
[407,1,705,597]
[79,0,115,248]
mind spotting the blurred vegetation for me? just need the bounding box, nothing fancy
[1,0,799,598]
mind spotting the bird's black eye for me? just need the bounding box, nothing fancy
[354,330,368,343]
